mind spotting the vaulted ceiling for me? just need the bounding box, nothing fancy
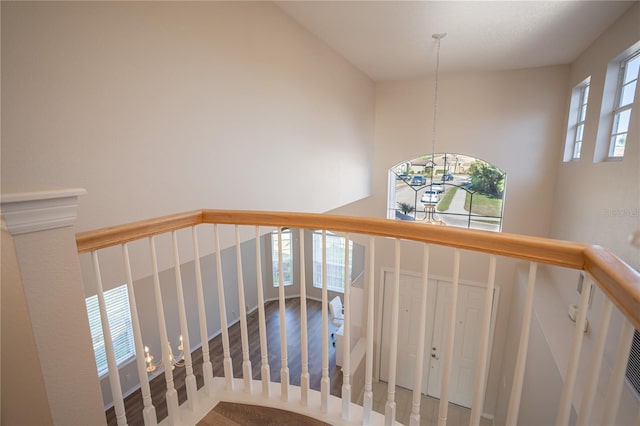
[276,1,636,81]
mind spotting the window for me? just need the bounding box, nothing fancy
[609,51,639,158]
[271,228,293,286]
[312,231,353,293]
[564,78,590,161]
[85,284,135,376]
[387,153,505,231]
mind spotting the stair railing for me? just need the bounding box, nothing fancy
[76,209,640,426]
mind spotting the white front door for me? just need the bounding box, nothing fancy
[426,281,487,407]
[379,271,435,391]
[380,271,496,409]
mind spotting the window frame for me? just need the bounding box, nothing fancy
[608,50,639,159]
[387,154,505,231]
[564,78,591,161]
[312,230,353,293]
[271,228,294,287]
[85,283,136,377]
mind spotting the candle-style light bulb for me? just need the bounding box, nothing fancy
[144,345,156,373]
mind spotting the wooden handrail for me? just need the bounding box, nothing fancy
[585,246,640,330]
[75,209,640,329]
[75,210,203,253]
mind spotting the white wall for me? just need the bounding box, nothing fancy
[550,2,639,282]
[331,64,570,418]
[513,4,640,425]
[1,1,375,233]
[1,0,377,302]
[1,0,376,411]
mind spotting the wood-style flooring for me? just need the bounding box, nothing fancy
[105,298,342,426]
[197,401,331,426]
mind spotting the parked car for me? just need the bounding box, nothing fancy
[397,174,411,181]
[430,182,445,193]
[410,175,426,186]
[442,173,454,181]
[421,189,439,205]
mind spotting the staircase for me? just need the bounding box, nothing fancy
[2,190,639,426]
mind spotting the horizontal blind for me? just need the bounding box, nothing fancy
[85,284,136,376]
[626,329,640,397]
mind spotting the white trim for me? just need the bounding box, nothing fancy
[1,187,86,235]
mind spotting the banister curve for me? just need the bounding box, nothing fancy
[584,245,640,330]
[75,209,640,330]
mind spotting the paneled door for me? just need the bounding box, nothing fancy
[380,271,496,408]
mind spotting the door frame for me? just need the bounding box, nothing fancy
[375,267,500,402]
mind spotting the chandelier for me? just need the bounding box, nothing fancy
[144,336,185,373]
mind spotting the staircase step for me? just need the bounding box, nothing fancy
[198,401,331,426]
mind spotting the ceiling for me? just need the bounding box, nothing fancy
[276,1,636,81]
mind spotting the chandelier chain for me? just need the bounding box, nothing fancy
[431,34,444,172]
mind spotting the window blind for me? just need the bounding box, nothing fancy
[85,284,136,376]
[626,329,640,397]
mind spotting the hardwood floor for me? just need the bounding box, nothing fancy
[197,401,331,426]
[106,298,343,426]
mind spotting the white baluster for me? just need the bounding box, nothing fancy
[299,230,310,406]
[342,233,351,420]
[363,237,375,425]
[438,248,461,426]
[171,231,198,411]
[214,224,234,390]
[506,262,538,426]
[255,226,271,396]
[601,318,635,424]
[277,227,290,401]
[384,239,401,426]
[556,274,593,425]
[577,297,612,426]
[235,225,253,393]
[91,251,128,426]
[122,244,157,426]
[192,227,214,396]
[470,255,496,426]
[321,230,330,413]
[409,244,430,426]
[149,237,179,425]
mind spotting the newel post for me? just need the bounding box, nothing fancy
[1,187,105,426]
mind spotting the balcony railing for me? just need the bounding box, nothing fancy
[75,209,640,426]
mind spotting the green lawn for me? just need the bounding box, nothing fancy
[437,186,458,212]
[464,192,503,216]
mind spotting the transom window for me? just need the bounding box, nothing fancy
[271,228,293,287]
[609,50,639,159]
[312,230,352,293]
[85,284,135,377]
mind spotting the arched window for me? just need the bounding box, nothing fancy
[388,153,506,231]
